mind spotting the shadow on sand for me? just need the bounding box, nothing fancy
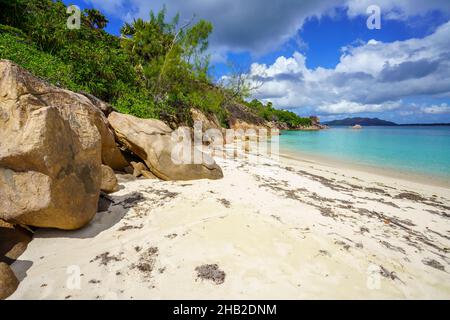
[34,191,146,240]
[10,260,33,282]
[0,226,34,288]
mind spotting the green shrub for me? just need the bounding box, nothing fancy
[113,86,160,119]
[185,88,228,126]
[245,99,311,128]
[0,30,81,91]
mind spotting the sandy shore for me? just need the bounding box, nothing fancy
[280,148,450,189]
[9,145,450,299]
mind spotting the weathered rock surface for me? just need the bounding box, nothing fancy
[100,165,119,193]
[225,102,270,132]
[80,92,128,170]
[191,108,221,131]
[0,262,18,300]
[129,161,157,179]
[80,91,114,116]
[0,60,118,229]
[94,115,129,170]
[141,170,158,179]
[130,161,148,177]
[108,112,223,181]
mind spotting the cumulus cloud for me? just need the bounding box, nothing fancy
[422,103,450,114]
[379,59,440,82]
[247,21,450,115]
[316,101,402,114]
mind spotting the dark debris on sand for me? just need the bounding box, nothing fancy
[91,252,122,266]
[395,192,426,202]
[112,192,145,209]
[422,258,446,272]
[379,265,404,283]
[144,187,180,202]
[195,264,226,285]
[217,198,231,208]
[365,187,387,195]
[118,224,144,231]
[131,247,159,278]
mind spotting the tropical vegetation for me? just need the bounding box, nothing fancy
[0,0,312,128]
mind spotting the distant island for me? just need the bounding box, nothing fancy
[323,117,450,126]
[324,117,397,126]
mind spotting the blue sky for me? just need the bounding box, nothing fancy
[63,0,450,123]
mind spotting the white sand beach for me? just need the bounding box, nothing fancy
[9,146,450,299]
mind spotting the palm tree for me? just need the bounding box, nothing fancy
[84,9,108,30]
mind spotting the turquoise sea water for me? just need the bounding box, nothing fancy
[279,126,450,179]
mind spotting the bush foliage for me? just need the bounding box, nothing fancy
[246,99,312,127]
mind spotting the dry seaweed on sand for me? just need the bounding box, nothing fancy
[112,192,145,209]
[90,252,122,266]
[422,258,446,272]
[131,247,159,278]
[118,224,144,231]
[195,264,226,285]
[394,192,426,202]
[217,198,231,208]
[379,265,404,284]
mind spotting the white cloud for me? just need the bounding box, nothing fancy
[316,100,402,114]
[248,21,450,115]
[422,103,450,114]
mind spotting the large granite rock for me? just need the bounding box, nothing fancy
[191,108,221,131]
[225,102,269,131]
[108,112,223,181]
[130,161,147,177]
[100,165,119,193]
[0,60,123,229]
[80,91,128,170]
[0,262,18,300]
